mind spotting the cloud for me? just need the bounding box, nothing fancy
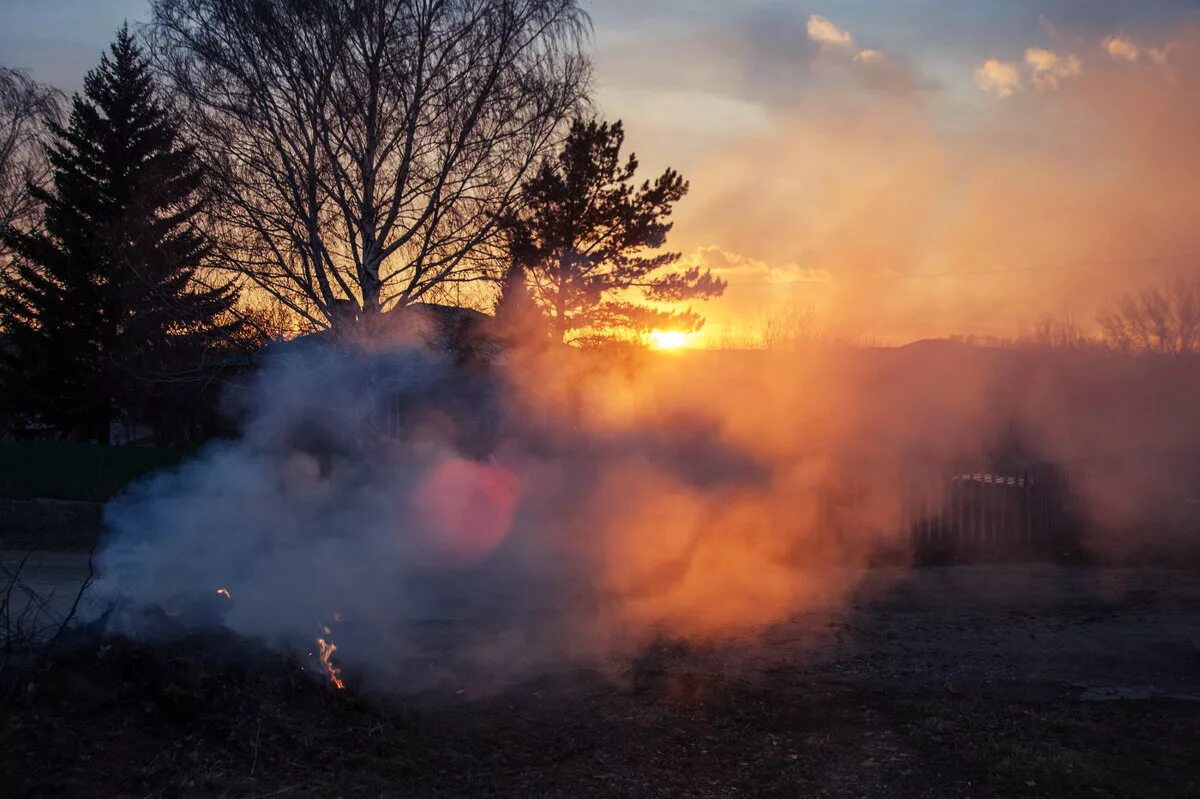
[665,21,1200,342]
[1025,48,1083,90]
[974,58,1022,96]
[1104,35,1141,61]
[687,246,830,285]
[597,5,934,114]
[1104,35,1174,66]
[807,14,854,48]
[805,14,889,67]
[975,48,1081,97]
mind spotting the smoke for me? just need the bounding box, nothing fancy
[96,310,1200,692]
[94,322,926,692]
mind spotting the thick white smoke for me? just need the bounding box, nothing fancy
[99,335,534,687]
[95,306,912,694]
[95,327,797,692]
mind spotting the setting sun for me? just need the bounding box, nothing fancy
[648,329,693,351]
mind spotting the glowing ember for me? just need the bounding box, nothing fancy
[215,587,231,599]
[316,636,345,690]
[648,329,692,351]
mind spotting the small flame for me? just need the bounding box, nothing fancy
[316,636,345,690]
[215,587,232,599]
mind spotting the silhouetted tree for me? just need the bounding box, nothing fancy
[1098,275,1200,355]
[1016,316,1093,351]
[0,67,61,274]
[492,263,549,346]
[150,0,589,330]
[0,26,241,443]
[509,119,725,343]
[758,304,825,351]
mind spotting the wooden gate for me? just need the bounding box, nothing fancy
[905,464,1081,562]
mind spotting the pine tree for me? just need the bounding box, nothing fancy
[0,25,241,443]
[511,119,726,344]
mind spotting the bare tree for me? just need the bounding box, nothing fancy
[1098,275,1200,355]
[1015,316,1094,351]
[758,304,825,351]
[149,0,590,330]
[0,68,61,273]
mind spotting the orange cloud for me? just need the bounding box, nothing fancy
[685,246,828,284]
[1103,35,1173,66]
[1104,35,1141,62]
[1025,48,1082,90]
[806,14,854,48]
[805,14,893,69]
[974,58,1022,96]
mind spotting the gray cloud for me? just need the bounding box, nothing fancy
[596,2,935,113]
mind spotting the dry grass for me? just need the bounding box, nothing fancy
[1,630,1197,798]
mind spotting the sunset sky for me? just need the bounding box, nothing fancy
[3,0,1199,344]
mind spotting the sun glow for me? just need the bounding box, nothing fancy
[648,329,693,351]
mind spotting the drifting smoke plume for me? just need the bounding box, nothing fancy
[96,313,1200,692]
[94,316,916,692]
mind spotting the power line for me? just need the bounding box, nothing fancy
[724,252,1200,287]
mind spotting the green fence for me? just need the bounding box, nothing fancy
[0,441,190,502]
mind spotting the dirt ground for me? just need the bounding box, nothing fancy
[2,563,1199,798]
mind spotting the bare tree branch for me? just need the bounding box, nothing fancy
[149,0,590,328]
[0,67,62,275]
[1098,275,1200,355]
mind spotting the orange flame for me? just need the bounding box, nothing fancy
[316,636,345,690]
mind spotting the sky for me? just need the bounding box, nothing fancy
[3,0,1200,344]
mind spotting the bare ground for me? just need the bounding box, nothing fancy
[2,564,1199,797]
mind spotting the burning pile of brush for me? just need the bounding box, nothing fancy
[213,587,344,691]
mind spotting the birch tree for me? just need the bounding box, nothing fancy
[0,67,61,274]
[150,0,590,329]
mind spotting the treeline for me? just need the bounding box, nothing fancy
[717,277,1200,355]
[0,2,726,445]
[951,275,1200,356]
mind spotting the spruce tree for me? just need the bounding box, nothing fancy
[0,25,240,443]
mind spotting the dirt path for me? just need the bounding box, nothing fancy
[761,566,1200,700]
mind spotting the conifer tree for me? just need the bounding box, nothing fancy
[511,119,726,343]
[493,263,549,346]
[0,26,240,442]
